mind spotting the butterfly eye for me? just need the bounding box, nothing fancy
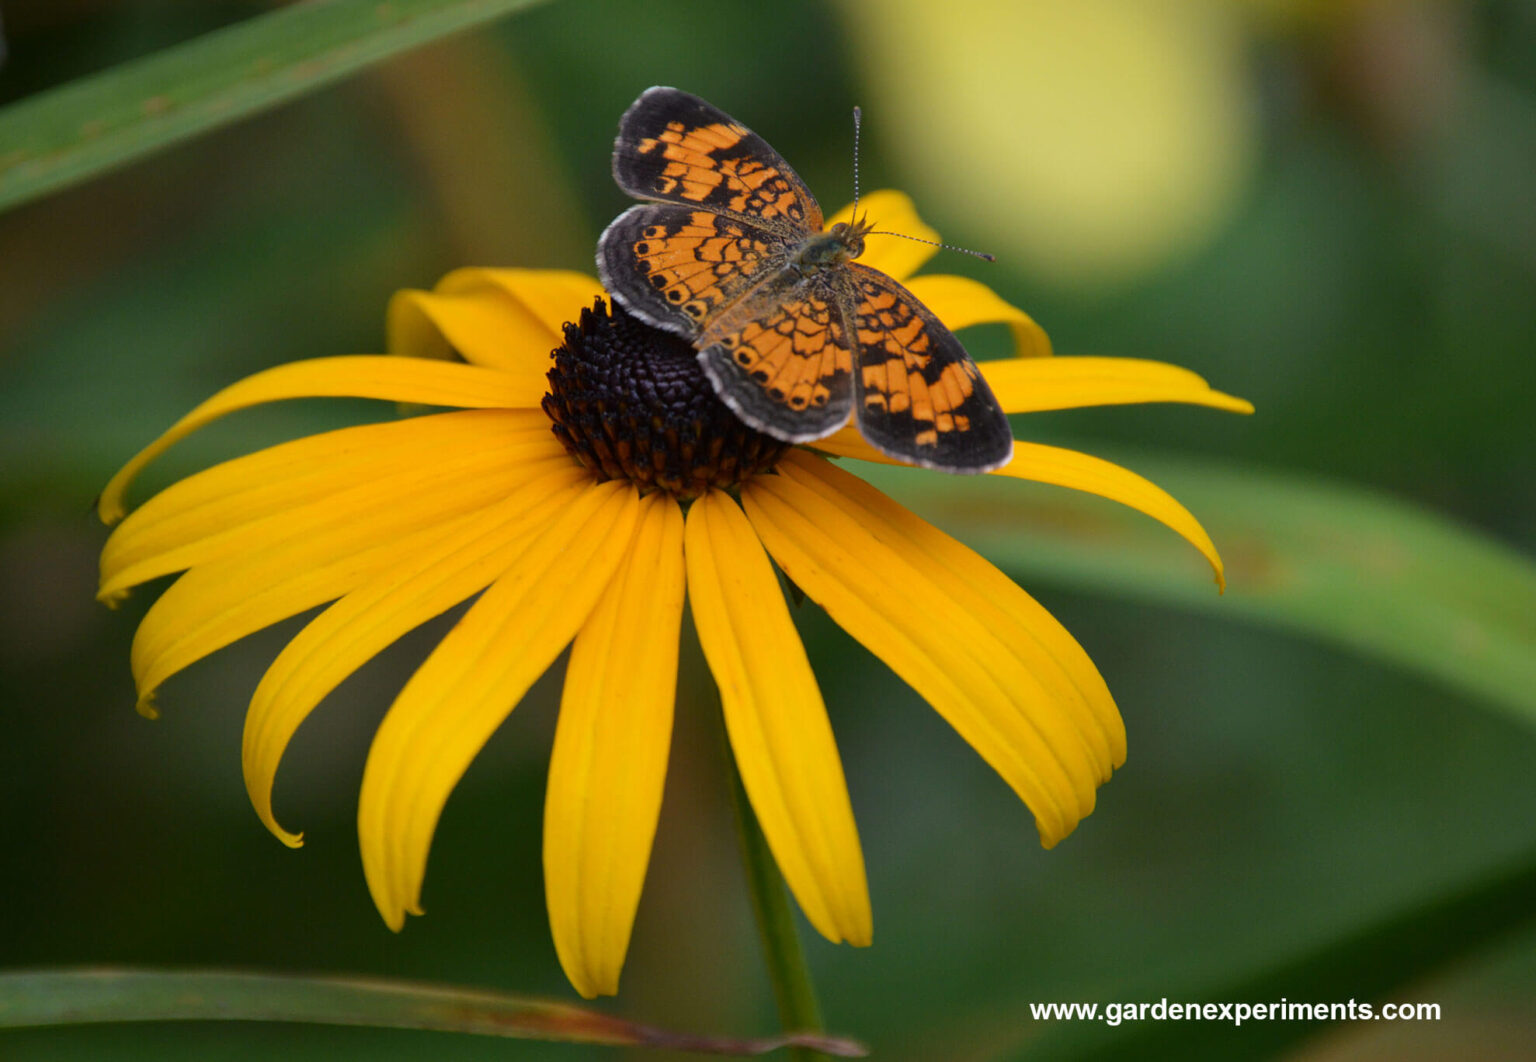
[829,221,848,236]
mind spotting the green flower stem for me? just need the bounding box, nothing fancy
[723,730,829,1062]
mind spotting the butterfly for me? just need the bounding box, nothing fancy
[596,86,1014,473]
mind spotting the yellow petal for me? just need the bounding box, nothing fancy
[99,356,541,525]
[780,450,1122,762]
[744,452,1123,848]
[811,432,1227,589]
[358,480,642,931]
[444,268,606,342]
[684,491,871,946]
[101,411,560,601]
[242,464,592,847]
[386,268,600,380]
[903,274,1053,359]
[980,355,1254,415]
[126,446,567,713]
[995,443,1227,589]
[544,494,686,998]
[827,189,940,281]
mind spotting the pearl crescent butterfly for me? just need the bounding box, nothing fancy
[597,86,1014,473]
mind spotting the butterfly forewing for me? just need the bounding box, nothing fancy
[612,86,823,236]
[844,264,1013,472]
[597,203,792,340]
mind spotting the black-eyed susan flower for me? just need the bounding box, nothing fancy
[98,191,1251,1000]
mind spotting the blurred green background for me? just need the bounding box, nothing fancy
[2,1,1534,1059]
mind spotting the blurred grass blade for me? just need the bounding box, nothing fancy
[0,0,548,213]
[0,969,867,1057]
[855,452,1536,724]
[1011,847,1536,1061]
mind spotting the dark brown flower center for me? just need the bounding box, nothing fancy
[543,300,789,498]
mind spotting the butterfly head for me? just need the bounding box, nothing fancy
[821,213,876,263]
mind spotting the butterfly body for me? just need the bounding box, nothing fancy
[598,87,1013,472]
[786,221,868,274]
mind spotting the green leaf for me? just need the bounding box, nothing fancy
[0,969,866,1057]
[854,451,1536,725]
[0,0,548,213]
[1005,848,1536,1061]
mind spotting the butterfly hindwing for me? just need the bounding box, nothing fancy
[612,86,823,235]
[845,264,1013,472]
[697,274,855,442]
[597,203,792,340]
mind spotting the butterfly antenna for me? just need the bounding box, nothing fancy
[866,230,996,263]
[851,105,862,220]
[851,106,993,261]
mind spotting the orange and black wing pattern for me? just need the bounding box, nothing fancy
[843,263,1013,472]
[610,86,823,236]
[600,87,1015,471]
[597,203,790,341]
[696,274,855,442]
